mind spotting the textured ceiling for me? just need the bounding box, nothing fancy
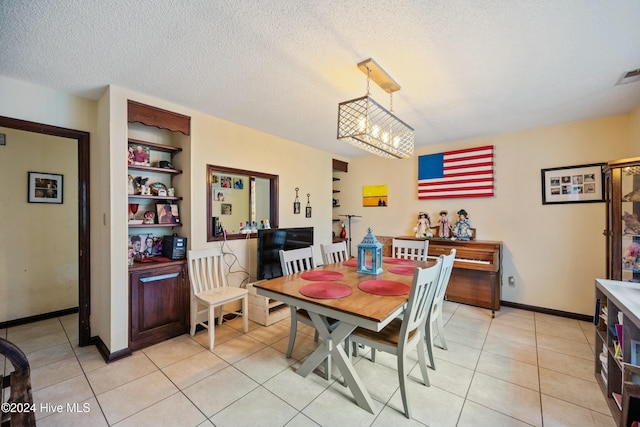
[1,1,640,158]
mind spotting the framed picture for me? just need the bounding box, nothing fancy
[128,143,150,166]
[541,163,604,205]
[221,203,232,215]
[156,203,180,224]
[28,172,63,204]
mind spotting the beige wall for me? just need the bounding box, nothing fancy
[342,115,631,315]
[0,128,78,321]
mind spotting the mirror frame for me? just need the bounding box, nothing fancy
[206,164,279,241]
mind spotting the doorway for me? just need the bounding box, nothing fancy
[0,116,90,346]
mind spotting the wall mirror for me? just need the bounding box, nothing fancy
[207,164,279,241]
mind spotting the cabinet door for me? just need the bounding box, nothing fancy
[129,263,188,350]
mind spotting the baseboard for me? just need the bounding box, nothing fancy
[500,300,592,322]
[91,336,132,364]
[0,307,79,329]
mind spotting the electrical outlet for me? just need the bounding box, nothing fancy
[508,276,515,287]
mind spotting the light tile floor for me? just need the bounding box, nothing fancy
[1,302,615,426]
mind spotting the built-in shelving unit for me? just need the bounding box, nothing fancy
[332,159,348,242]
[594,279,640,426]
[126,100,191,351]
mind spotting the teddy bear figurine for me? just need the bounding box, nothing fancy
[414,212,433,238]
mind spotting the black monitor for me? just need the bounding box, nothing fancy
[257,227,314,279]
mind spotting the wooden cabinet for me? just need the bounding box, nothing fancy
[129,261,189,350]
[604,157,640,281]
[594,279,640,426]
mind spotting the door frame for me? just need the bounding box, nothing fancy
[0,116,91,346]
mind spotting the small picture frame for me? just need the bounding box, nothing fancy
[156,203,180,224]
[128,143,150,166]
[541,163,605,205]
[28,172,63,204]
[221,203,232,215]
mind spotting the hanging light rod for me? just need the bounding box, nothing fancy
[357,58,400,93]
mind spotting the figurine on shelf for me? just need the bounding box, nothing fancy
[414,212,433,238]
[623,211,640,235]
[127,146,135,165]
[340,221,347,239]
[127,174,136,195]
[437,210,451,238]
[452,209,473,240]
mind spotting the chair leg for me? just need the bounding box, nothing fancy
[436,314,447,350]
[426,320,436,369]
[190,298,197,336]
[242,296,248,333]
[397,353,411,419]
[417,336,431,387]
[218,305,224,327]
[286,306,298,358]
[208,306,216,351]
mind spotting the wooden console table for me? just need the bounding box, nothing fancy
[394,236,502,316]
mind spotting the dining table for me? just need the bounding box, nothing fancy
[253,257,434,414]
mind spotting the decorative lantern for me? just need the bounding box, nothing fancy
[357,227,383,275]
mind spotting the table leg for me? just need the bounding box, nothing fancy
[296,312,377,414]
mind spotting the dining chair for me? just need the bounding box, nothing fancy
[391,238,429,260]
[349,258,442,419]
[425,248,456,369]
[320,241,349,265]
[188,248,249,351]
[280,246,339,379]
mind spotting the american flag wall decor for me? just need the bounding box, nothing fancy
[417,145,494,199]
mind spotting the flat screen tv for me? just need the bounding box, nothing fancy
[257,227,314,279]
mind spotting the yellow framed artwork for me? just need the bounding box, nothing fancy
[363,184,388,207]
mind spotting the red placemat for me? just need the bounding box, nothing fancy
[359,280,410,296]
[299,282,353,299]
[343,258,359,267]
[300,270,344,281]
[383,257,415,265]
[388,266,417,276]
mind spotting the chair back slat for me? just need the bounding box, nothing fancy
[279,246,316,276]
[400,259,441,345]
[432,248,456,305]
[320,241,349,264]
[188,248,227,294]
[392,238,429,261]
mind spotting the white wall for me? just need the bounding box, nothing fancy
[342,115,631,315]
[0,127,78,321]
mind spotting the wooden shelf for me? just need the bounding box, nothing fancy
[128,223,182,228]
[128,164,182,174]
[128,195,182,201]
[128,138,182,153]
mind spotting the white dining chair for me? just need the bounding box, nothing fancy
[425,248,456,369]
[391,238,429,260]
[348,258,442,418]
[280,246,339,379]
[188,248,249,351]
[320,241,349,265]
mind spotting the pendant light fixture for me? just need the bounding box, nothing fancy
[337,58,414,159]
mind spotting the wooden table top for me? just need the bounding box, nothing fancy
[254,259,434,324]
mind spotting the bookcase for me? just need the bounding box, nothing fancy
[594,278,640,426]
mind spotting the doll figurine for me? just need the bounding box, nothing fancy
[452,209,473,240]
[437,210,451,238]
[414,212,433,238]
